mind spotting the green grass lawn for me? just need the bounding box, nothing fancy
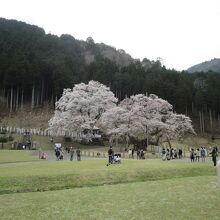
[0,150,39,163]
[0,176,219,220]
[0,150,219,219]
[0,159,216,194]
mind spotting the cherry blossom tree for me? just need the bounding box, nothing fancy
[48,81,118,141]
[49,80,194,147]
[98,93,195,148]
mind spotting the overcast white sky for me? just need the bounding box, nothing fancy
[1,0,220,70]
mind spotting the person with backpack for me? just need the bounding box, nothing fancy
[201,147,206,162]
[190,148,195,162]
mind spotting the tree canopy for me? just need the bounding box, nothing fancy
[98,93,195,146]
[48,81,117,140]
[49,81,195,146]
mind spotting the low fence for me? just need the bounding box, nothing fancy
[79,150,210,160]
[81,151,128,158]
[80,150,163,159]
[0,126,99,139]
[0,126,50,136]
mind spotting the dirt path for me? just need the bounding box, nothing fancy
[37,150,104,161]
[36,150,216,165]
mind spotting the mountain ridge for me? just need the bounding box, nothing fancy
[187,58,220,73]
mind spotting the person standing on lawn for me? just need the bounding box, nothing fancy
[70,147,74,161]
[107,146,114,166]
[211,146,218,166]
[76,148,81,161]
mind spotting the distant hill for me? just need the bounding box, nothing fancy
[0,17,159,112]
[187,58,220,73]
[84,37,134,66]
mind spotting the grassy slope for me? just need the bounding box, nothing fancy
[0,176,219,220]
[0,159,216,194]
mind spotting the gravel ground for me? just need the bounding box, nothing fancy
[36,150,105,161]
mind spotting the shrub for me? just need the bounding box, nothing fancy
[8,135,14,141]
[0,136,8,143]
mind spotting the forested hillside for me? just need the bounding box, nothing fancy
[187,58,220,73]
[1,18,220,133]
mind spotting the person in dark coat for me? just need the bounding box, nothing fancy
[190,148,195,162]
[137,149,140,159]
[55,148,60,160]
[131,148,135,159]
[76,148,81,161]
[178,149,183,159]
[211,146,218,166]
[70,147,74,161]
[107,146,113,166]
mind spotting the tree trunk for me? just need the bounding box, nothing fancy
[31,85,35,109]
[41,79,44,105]
[50,94,54,106]
[125,135,129,151]
[3,87,5,98]
[36,90,39,107]
[21,89,24,110]
[45,82,48,102]
[218,114,220,129]
[116,136,118,149]
[199,111,202,133]
[166,137,172,148]
[10,86,13,113]
[6,90,9,109]
[202,110,205,133]
[16,87,19,111]
[209,109,213,133]
[191,102,194,114]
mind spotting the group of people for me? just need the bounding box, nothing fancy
[106,146,121,166]
[54,142,218,167]
[128,148,135,159]
[161,148,183,161]
[54,146,64,160]
[137,149,146,159]
[69,147,81,161]
[161,146,218,166]
[54,145,81,161]
[128,148,146,159]
[190,146,218,166]
[128,148,145,159]
[129,147,183,161]
[189,147,207,163]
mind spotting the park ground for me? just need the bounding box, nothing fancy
[0,150,219,220]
